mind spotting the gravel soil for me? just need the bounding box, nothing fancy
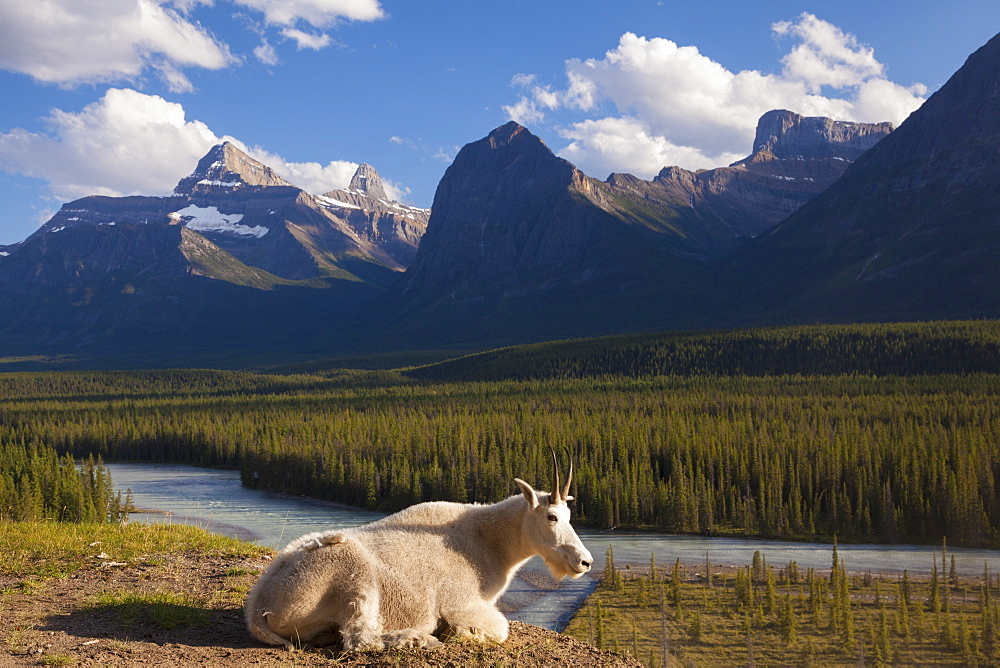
[1,551,639,667]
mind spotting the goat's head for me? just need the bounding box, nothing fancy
[514,449,593,580]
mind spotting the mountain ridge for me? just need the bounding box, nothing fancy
[1,28,997,369]
[381,109,896,346]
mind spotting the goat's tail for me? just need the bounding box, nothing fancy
[247,607,296,647]
[305,532,346,551]
[245,563,294,647]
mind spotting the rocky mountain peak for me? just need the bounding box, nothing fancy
[749,109,894,161]
[348,163,388,200]
[174,142,294,195]
[442,121,575,186]
[487,121,530,148]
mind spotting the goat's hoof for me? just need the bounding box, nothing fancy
[383,629,441,649]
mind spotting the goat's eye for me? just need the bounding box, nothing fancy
[547,514,558,522]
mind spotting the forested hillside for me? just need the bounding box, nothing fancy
[2,321,999,547]
[406,320,1000,382]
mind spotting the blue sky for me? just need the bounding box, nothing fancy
[0,0,996,245]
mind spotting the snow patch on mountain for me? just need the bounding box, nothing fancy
[170,205,269,238]
[315,194,361,210]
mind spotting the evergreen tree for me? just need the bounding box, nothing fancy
[778,592,798,645]
[931,555,942,613]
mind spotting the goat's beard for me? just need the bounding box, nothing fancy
[542,555,578,582]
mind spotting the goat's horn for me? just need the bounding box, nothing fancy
[562,452,573,501]
[549,446,561,504]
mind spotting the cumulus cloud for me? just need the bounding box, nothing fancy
[773,13,884,91]
[0,0,385,89]
[506,73,560,125]
[0,88,222,200]
[506,13,927,179]
[560,117,743,181]
[0,88,396,204]
[245,146,358,194]
[0,0,234,92]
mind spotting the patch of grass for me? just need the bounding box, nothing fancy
[16,577,48,594]
[223,566,258,577]
[89,590,210,629]
[4,615,38,653]
[39,654,77,666]
[0,521,269,579]
[102,638,136,653]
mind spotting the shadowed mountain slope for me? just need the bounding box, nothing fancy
[730,32,1000,324]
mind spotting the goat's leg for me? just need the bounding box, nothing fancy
[441,603,509,643]
[339,588,385,651]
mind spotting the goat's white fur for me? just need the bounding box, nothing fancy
[245,474,593,651]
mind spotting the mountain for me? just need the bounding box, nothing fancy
[322,163,430,268]
[34,143,428,282]
[383,122,716,345]
[381,111,892,346]
[732,32,1000,324]
[0,144,429,362]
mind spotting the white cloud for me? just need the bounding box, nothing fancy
[510,73,537,87]
[773,14,884,91]
[244,146,358,194]
[0,88,222,201]
[504,73,560,126]
[560,117,743,178]
[281,27,334,50]
[254,39,280,65]
[380,180,409,202]
[232,0,384,27]
[508,14,927,180]
[851,78,928,125]
[0,88,406,205]
[0,0,386,89]
[0,0,234,91]
[504,97,546,126]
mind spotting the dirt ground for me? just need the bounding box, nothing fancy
[0,551,639,667]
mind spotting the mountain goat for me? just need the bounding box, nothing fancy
[245,452,593,651]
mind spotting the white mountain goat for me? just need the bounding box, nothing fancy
[245,452,593,651]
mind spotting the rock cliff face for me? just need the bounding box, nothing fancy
[347,162,388,200]
[322,163,430,267]
[750,109,893,160]
[732,32,1000,323]
[605,111,894,244]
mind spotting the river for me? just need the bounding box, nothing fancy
[106,462,1000,631]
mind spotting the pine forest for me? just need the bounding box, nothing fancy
[1,319,999,547]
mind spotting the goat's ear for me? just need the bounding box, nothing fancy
[514,478,539,508]
[564,494,575,502]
